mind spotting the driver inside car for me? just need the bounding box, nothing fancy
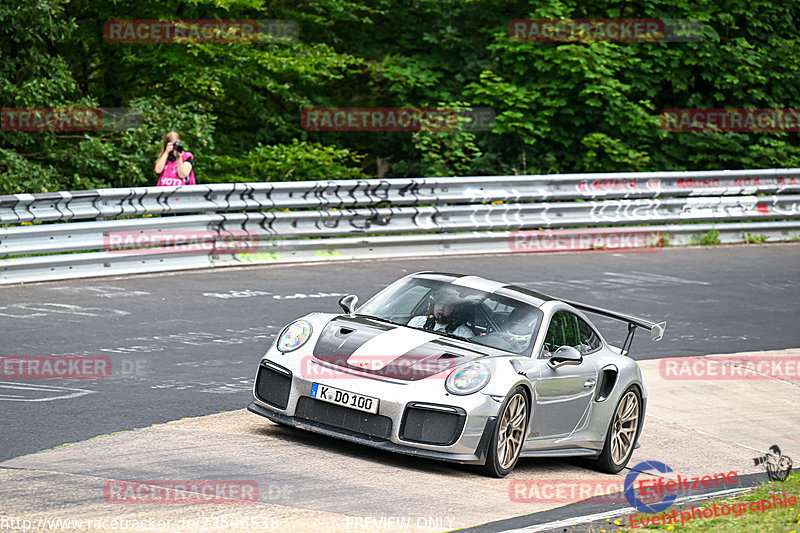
[476,307,538,353]
[505,307,538,348]
[407,289,474,338]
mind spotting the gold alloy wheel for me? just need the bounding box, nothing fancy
[611,390,639,465]
[497,392,528,470]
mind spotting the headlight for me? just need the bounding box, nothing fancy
[277,320,313,352]
[445,362,491,395]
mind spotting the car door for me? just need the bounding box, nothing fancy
[529,310,599,439]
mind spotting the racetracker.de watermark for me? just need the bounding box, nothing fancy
[300,107,496,131]
[103,480,259,504]
[510,479,635,504]
[660,356,800,380]
[661,108,800,132]
[0,516,280,531]
[103,19,298,43]
[104,230,259,255]
[509,18,703,42]
[1,356,111,379]
[510,471,740,506]
[301,356,454,380]
[509,228,663,254]
[1,108,142,131]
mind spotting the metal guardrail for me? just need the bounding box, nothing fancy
[2,168,799,223]
[3,195,800,257]
[1,169,799,284]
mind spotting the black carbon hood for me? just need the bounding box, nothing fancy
[311,316,486,381]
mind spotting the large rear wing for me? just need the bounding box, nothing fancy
[562,299,666,356]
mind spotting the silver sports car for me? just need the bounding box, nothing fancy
[248,272,665,477]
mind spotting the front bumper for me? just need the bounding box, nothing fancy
[247,401,496,465]
[248,356,502,465]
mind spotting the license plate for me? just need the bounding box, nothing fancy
[310,383,379,414]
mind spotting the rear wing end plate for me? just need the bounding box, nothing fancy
[650,321,666,342]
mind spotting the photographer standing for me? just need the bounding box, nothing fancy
[155,131,196,186]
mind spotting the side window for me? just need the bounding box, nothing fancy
[577,317,602,354]
[544,311,581,352]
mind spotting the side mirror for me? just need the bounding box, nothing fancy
[338,294,358,317]
[548,345,583,369]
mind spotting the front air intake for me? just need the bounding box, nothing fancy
[400,403,466,445]
[254,361,292,410]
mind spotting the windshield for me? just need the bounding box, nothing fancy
[358,277,543,355]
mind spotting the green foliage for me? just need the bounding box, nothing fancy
[407,104,484,177]
[743,232,769,244]
[0,0,369,193]
[653,232,670,247]
[411,129,483,177]
[2,0,800,194]
[205,139,367,182]
[690,229,721,246]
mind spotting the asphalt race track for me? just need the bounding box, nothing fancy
[1,244,798,460]
[1,244,799,532]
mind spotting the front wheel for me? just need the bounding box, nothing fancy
[482,386,529,477]
[589,386,642,474]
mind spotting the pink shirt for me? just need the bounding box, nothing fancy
[157,151,196,186]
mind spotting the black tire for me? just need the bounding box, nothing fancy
[588,386,642,474]
[481,386,529,477]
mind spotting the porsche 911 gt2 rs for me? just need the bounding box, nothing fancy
[248,272,665,477]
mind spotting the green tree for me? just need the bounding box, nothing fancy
[2,0,800,195]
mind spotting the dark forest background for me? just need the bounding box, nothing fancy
[2,0,800,194]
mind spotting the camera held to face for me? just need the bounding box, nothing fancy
[172,141,184,153]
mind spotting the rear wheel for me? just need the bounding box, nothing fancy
[589,386,641,474]
[482,386,529,477]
